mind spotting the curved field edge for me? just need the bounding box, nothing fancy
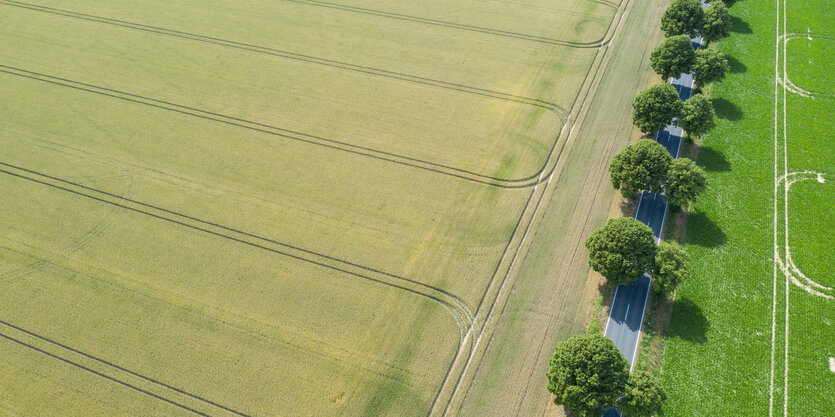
[443,0,673,414]
[0,0,615,182]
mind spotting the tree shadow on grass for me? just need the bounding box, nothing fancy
[668,297,709,343]
[731,16,753,34]
[726,54,747,74]
[712,97,743,121]
[686,211,727,248]
[697,146,731,172]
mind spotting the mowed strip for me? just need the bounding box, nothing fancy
[0,173,461,417]
[0,1,609,180]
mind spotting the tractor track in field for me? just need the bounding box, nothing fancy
[284,0,617,48]
[0,319,252,417]
[0,162,476,334]
[775,171,835,299]
[1,0,632,414]
[0,0,568,117]
[0,64,560,189]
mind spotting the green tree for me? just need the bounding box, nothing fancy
[585,217,657,286]
[546,333,630,417]
[693,48,730,89]
[633,83,684,133]
[702,0,732,44]
[651,241,690,295]
[618,370,667,417]
[609,139,673,197]
[666,157,707,208]
[650,35,697,80]
[679,94,715,138]
[661,0,704,37]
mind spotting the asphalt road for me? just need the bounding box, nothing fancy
[603,275,653,368]
[599,30,704,417]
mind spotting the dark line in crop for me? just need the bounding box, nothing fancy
[0,320,251,417]
[0,65,547,188]
[284,0,610,47]
[0,164,471,321]
[0,332,213,416]
[0,0,567,116]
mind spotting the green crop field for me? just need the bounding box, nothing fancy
[661,0,834,415]
[0,0,674,415]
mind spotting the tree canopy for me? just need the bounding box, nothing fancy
[546,333,630,417]
[585,217,657,286]
[609,139,673,197]
[679,94,715,138]
[618,370,667,417]
[651,241,690,295]
[661,0,705,37]
[632,83,684,133]
[693,48,730,88]
[702,0,732,44]
[665,157,707,208]
[650,35,697,80]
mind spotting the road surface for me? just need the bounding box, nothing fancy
[600,28,705,417]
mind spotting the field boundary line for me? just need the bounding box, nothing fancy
[284,0,616,47]
[427,0,634,413]
[0,162,475,339]
[0,64,558,189]
[0,0,569,117]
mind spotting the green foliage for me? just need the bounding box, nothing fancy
[619,370,667,417]
[661,0,705,37]
[609,139,673,197]
[632,83,684,133]
[651,241,690,295]
[693,48,730,88]
[679,94,715,138]
[702,0,732,44]
[650,35,697,80]
[585,217,657,286]
[666,157,707,208]
[546,333,630,417]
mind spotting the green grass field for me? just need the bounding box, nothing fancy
[0,0,668,415]
[661,0,835,415]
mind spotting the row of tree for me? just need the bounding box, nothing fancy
[546,1,736,416]
[661,0,732,43]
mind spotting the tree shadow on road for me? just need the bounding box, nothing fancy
[697,146,731,172]
[712,97,743,121]
[667,297,709,343]
[686,211,727,248]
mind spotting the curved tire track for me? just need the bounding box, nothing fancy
[0,162,475,334]
[0,65,562,189]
